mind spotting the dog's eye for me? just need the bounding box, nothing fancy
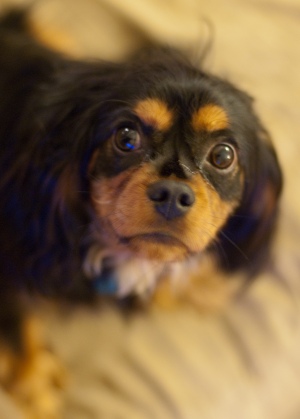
[208,143,236,169]
[114,127,141,152]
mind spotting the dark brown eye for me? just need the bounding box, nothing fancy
[114,127,141,152]
[208,143,236,169]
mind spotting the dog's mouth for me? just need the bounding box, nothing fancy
[118,231,190,262]
[121,232,185,246]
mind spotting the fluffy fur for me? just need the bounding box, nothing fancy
[0,10,282,301]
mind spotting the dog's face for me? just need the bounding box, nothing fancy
[77,50,281,281]
[90,96,242,264]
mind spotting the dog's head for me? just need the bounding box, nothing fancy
[6,43,282,295]
[72,48,282,289]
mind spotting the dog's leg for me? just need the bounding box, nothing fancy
[0,293,65,419]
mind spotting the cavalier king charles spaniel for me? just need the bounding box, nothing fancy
[0,8,282,418]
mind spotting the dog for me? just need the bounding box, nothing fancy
[0,8,282,418]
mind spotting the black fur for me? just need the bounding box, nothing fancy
[0,10,282,297]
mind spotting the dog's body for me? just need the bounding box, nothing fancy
[0,9,282,418]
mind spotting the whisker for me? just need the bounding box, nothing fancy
[178,161,198,175]
[209,213,256,225]
[197,219,249,264]
[209,239,230,268]
[99,98,133,107]
[218,230,249,261]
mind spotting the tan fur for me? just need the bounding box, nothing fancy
[134,99,173,131]
[0,316,65,419]
[192,104,229,132]
[153,255,240,311]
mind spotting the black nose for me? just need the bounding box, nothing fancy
[147,180,195,220]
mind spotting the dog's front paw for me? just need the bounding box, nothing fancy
[0,316,66,419]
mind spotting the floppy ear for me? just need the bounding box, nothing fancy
[217,127,283,276]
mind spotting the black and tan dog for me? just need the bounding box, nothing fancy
[0,8,282,418]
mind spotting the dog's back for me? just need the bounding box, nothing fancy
[0,11,68,292]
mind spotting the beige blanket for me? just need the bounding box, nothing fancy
[1,0,300,417]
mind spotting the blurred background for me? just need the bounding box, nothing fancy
[0,0,300,418]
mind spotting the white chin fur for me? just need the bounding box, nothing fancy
[83,243,198,298]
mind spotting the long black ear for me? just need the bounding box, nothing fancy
[217,128,283,276]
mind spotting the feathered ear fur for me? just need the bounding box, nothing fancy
[217,126,283,275]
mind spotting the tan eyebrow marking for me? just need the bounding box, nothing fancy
[192,104,229,132]
[134,99,173,131]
